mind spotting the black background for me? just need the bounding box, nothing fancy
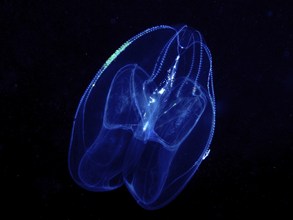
[1,0,292,218]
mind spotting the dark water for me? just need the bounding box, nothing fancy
[1,0,292,218]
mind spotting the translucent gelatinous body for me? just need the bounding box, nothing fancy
[68,25,216,210]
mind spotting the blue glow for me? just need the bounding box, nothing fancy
[68,24,216,210]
